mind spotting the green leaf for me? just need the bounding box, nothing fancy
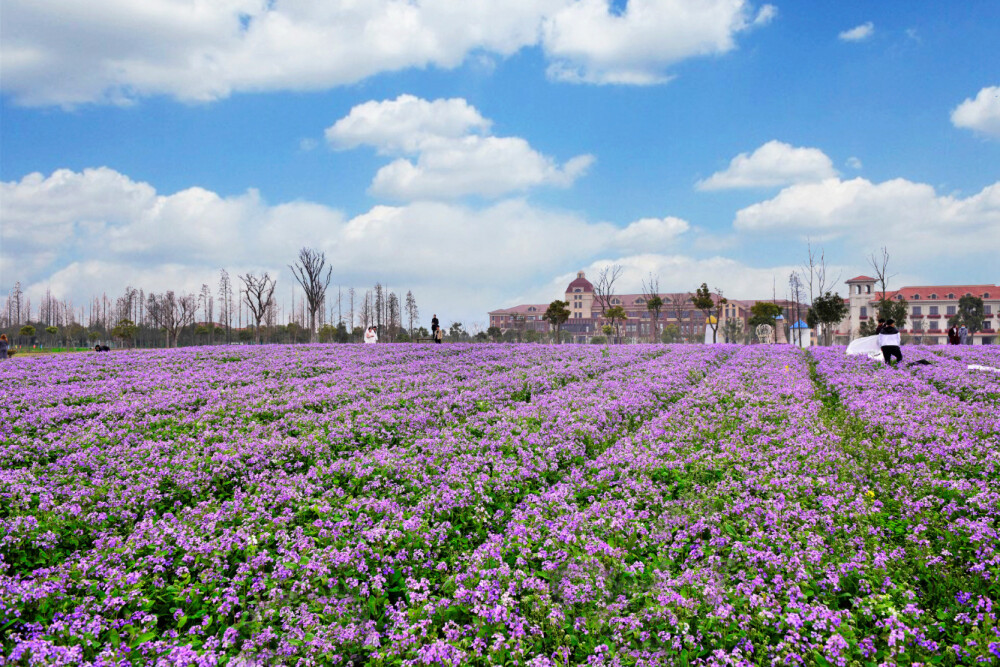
[132,631,157,647]
[108,628,120,647]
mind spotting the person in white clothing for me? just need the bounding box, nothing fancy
[364,326,378,344]
[877,319,902,365]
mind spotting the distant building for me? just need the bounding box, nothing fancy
[834,276,998,345]
[488,271,807,343]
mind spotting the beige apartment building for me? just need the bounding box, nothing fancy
[489,271,807,343]
[834,276,998,345]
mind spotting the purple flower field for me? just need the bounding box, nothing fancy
[2,343,999,666]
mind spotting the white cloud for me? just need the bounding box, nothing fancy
[838,22,874,42]
[697,140,838,190]
[530,254,799,304]
[542,0,774,85]
[1,1,776,106]
[326,95,594,200]
[733,176,1000,257]
[1,167,696,324]
[611,216,690,253]
[951,85,1000,138]
[326,95,491,154]
[846,156,863,170]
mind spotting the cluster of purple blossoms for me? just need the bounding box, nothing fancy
[1,342,998,665]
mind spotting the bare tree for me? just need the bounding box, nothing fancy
[387,292,400,342]
[348,288,356,336]
[218,269,233,344]
[666,293,689,340]
[592,264,623,317]
[359,290,373,330]
[374,283,385,335]
[240,272,277,344]
[641,273,663,343]
[289,248,333,343]
[405,290,419,339]
[198,284,213,344]
[788,272,805,347]
[868,246,895,302]
[802,240,841,305]
[146,291,197,347]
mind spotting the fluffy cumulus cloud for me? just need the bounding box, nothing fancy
[326,95,594,200]
[733,176,1000,257]
[611,216,690,253]
[697,140,838,190]
[1,0,775,106]
[1,167,699,323]
[951,85,1000,138]
[838,22,874,42]
[542,0,776,85]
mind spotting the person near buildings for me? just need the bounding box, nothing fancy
[958,324,969,345]
[878,319,903,366]
[0,334,8,360]
[874,317,886,335]
[947,325,960,345]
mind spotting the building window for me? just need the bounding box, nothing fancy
[929,306,939,315]
[984,293,991,298]
[912,306,922,315]
[947,306,956,315]
[930,294,937,299]
[860,306,867,317]
[986,305,993,314]
[984,321,993,330]
[865,285,871,293]
[947,293,954,299]
[635,298,645,305]
[912,294,920,300]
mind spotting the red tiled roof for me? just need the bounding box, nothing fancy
[566,276,594,292]
[846,275,875,282]
[489,304,549,316]
[875,285,998,301]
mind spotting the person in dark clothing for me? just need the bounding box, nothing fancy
[874,317,886,335]
[431,314,440,335]
[947,326,960,345]
[0,334,9,360]
[878,319,903,365]
[434,326,444,344]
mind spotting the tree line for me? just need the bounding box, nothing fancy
[0,248,445,349]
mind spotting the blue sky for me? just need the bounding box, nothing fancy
[2,0,998,329]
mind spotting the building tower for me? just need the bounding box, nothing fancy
[565,271,595,320]
[845,275,876,339]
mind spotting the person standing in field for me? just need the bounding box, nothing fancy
[434,325,444,344]
[364,326,378,344]
[947,325,960,345]
[958,324,969,345]
[431,314,440,338]
[0,334,8,360]
[878,318,903,366]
